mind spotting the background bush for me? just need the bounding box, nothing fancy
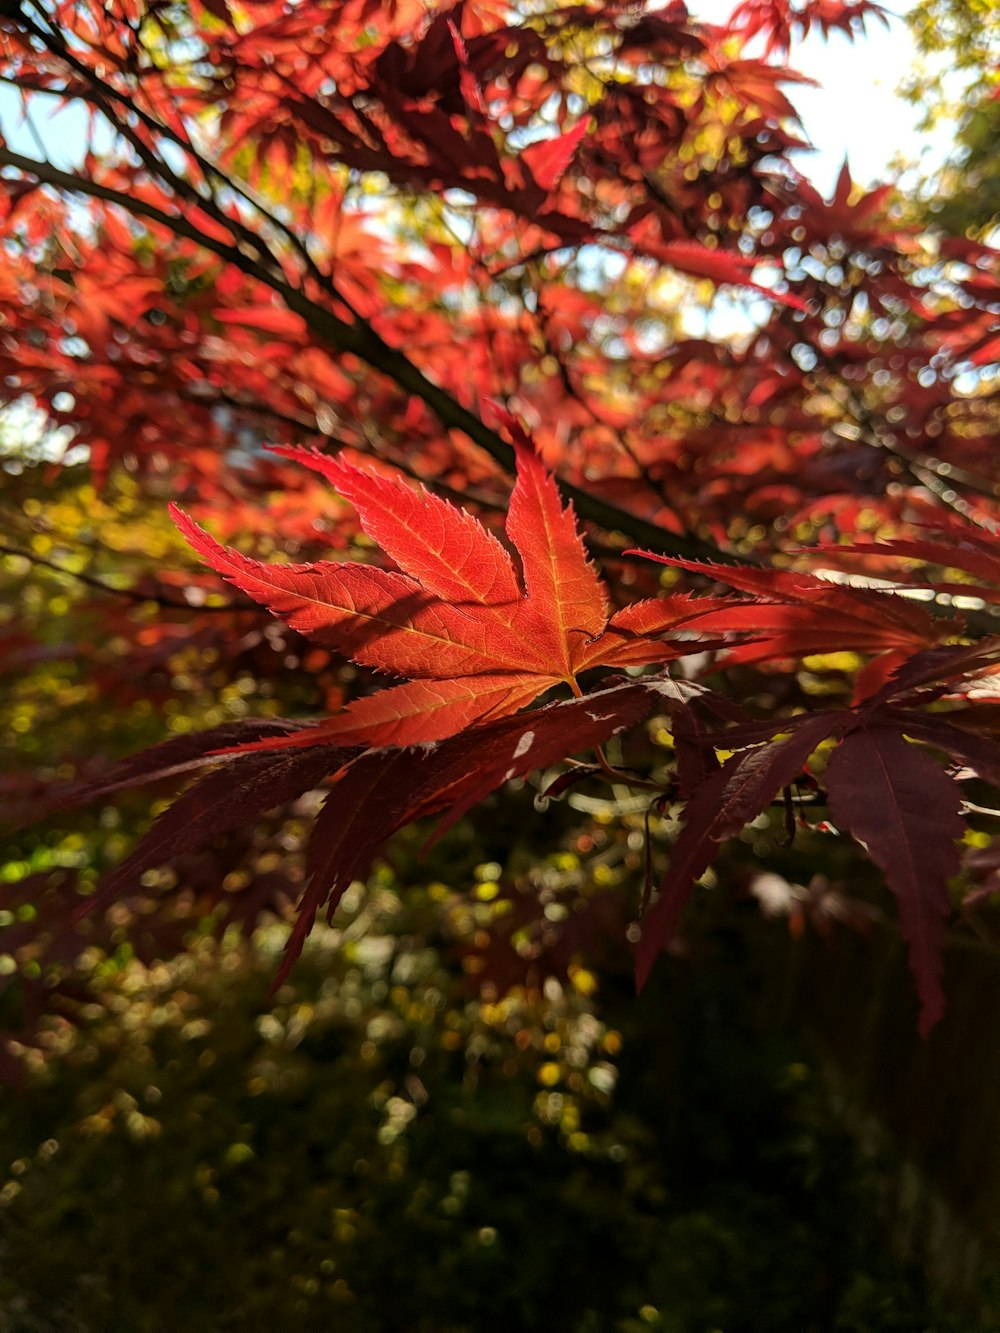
[0,869,991,1330]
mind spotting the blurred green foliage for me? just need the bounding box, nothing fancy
[0,873,990,1331]
[903,0,1000,235]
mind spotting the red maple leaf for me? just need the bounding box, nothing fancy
[625,549,948,699]
[171,436,722,752]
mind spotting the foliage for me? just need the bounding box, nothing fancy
[0,873,984,1329]
[902,0,1000,235]
[1,0,1000,1076]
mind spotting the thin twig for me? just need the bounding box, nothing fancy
[0,541,251,612]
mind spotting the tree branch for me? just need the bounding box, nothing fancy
[0,541,253,612]
[0,145,738,565]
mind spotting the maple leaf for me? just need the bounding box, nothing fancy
[634,663,1000,1033]
[635,711,847,989]
[625,550,947,696]
[274,676,659,984]
[860,638,1000,709]
[824,727,965,1037]
[520,118,590,193]
[877,708,1000,790]
[829,529,1000,607]
[172,440,718,752]
[727,0,889,57]
[71,745,346,925]
[650,240,810,313]
[56,675,662,988]
[57,718,308,808]
[8,0,1000,1061]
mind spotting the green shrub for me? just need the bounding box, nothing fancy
[0,876,983,1330]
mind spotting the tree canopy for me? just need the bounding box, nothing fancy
[2,0,1000,1066]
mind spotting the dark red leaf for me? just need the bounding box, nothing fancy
[636,711,846,988]
[77,747,343,923]
[825,726,966,1036]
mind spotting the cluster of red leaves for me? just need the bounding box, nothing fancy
[3,0,995,533]
[37,441,1000,1036]
[631,524,1000,1031]
[1,0,999,1044]
[726,0,890,57]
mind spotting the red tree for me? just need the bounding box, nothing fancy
[1,0,999,1047]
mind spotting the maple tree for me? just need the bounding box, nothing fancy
[1,0,999,1063]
